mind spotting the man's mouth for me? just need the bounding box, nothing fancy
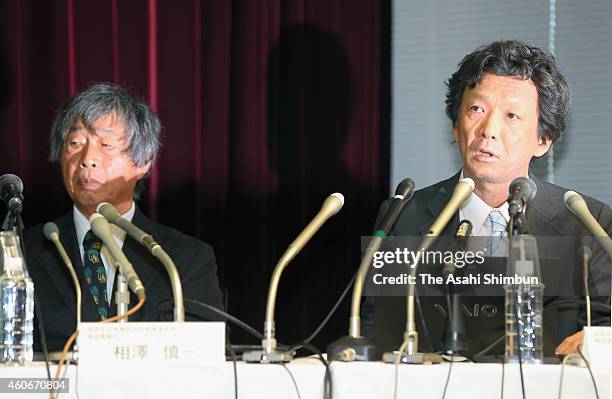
[78,177,104,190]
[474,148,498,161]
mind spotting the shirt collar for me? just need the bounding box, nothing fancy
[73,202,136,245]
[458,170,511,233]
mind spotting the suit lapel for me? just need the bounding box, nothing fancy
[46,213,102,322]
[525,176,562,235]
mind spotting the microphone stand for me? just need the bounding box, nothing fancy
[326,234,383,361]
[441,268,468,361]
[327,178,415,362]
[1,209,23,232]
[243,194,344,363]
[383,179,475,364]
[115,271,130,323]
[381,234,442,364]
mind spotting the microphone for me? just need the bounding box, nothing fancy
[244,193,344,363]
[276,193,344,265]
[442,220,473,277]
[96,202,184,322]
[395,178,474,364]
[89,213,146,301]
[579,245,593,327]
[0,174,24,213]
[507,177,537,217]
[564,191,612,259]
[328,178,415,361]
[377,178,416,236]
[43,222,82,325]
[426,178,475,237]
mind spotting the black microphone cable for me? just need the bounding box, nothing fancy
[226,336,238,399]
[166,298,333,399]
[577,346,600,399]
[280,362,302,399]
[557,348,600,399]
[286,341,332,399]
[302,270,356,345]
[441,354,454,399]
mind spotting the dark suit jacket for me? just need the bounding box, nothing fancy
[24,207,225,351]
[363,172,612,344]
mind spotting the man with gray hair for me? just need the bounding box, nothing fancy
[24,83,224,351]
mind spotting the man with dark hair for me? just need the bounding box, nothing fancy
[24,83,224,351]
[365,40,611,356]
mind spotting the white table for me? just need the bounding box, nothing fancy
[0,359,608,398]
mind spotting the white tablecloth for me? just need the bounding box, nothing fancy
[0,359,608,398]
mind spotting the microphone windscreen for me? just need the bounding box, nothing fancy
[461,177,475,189]
[331,192,345,206]
[510,177,537,200]
[563,190,581,209]
[0,174,23,195]
[43,222,60,241]
[97,202,121,222]
[578,245,593,259]
[322,193,344,216]
[395,178,415,198]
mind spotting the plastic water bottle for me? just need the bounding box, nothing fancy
[504,234,544,364]
[0,231,34,365]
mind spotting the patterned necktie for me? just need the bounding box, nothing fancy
[82,230,110,320]
[485,209,509,257]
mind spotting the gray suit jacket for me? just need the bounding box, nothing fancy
[363,172,612,344]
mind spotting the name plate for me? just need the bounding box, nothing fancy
[581,326,612,369]
[77,321,225,368]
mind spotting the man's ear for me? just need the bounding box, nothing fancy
[136,160,152,180]
[452,123,459,141]
[534,135,553,157]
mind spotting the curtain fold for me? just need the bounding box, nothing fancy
[0,0,390,348]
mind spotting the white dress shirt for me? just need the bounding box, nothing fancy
[73,202,136,298]
[458,170,511,236]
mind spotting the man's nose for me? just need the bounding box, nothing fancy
[79,142,101,168]
[480,112,502,140]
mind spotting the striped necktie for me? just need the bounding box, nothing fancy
[485,209,509,257]
[82,230,110,320]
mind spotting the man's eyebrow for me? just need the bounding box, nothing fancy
[469,93,488,102]
[96,127,119,136]
[67,125,121,137]
[68,125,86,133]
[467,92,525,108]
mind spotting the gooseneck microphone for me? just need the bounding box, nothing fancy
[564,191,612,259]
[328,178,415,361]
[426,178,475,237]
[376,178,416,235]
[507,177,537,217]
[243,193,344,363]
[579,245,593,326]
[0,174,24,214]
[43,223,82,325]
[89,213,146,301]
[352,178,415,332]
[96,203,184,322]
[398,177,474,363]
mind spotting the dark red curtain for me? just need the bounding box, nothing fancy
[0,0,390,349]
